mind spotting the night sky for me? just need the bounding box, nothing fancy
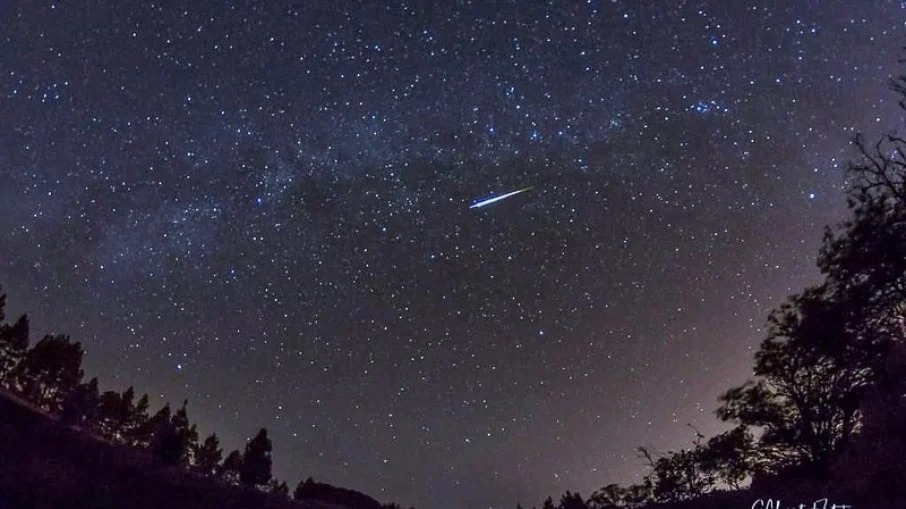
[1,1,904,508]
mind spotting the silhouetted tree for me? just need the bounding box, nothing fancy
[194,433,223,476]
[98,388,138,440]
[97,390,119,432]
[588,484,624,509]
[268,479,289,498]
[171,399,190,430]
[60,377,100,427]
[145,400,197,466]
[711,55,906,493]
[0,312,29,383]
[171,400,199,464]
[149,418,184,465]
[239,428,272,487]
[124,393,150,443]
[221,449,242,485]
[818,128,906,356]
[558,491,588,509]
[12,334,83,410]
[716,284,875,477]
[697,425,758,489]
[541,496,555,509]
[587,479,653,509]
[133,402,171,447]
[831,341,906,502]
[620,480,651,509]
[294,477,315,501]
[638,443,714,503]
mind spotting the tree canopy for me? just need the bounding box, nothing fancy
[239,428,273,487]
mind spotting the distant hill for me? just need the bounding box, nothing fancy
[0,390,382,509]
[293,478,388,509]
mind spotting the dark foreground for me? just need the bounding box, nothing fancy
[1,388,903,509]
[0,391,364,509]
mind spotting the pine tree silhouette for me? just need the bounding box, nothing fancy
[12,334,83,411]
[60,377,100,427]
[221,450,242,485]
[171,400,199,465]
[194,433,223,476]
[239,428,272,487]
[98,390,122,437]
[293,477,315,501]
[0,312,30,383]
[134,403,171,448]
[124,393,150,444]
[268,479,289,498]
[558,492,588,509]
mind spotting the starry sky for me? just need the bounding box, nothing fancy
[1,1,904,508]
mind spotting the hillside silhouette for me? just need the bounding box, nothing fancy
[0,343,406,509]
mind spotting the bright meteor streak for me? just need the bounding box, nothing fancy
[469,186,535,209]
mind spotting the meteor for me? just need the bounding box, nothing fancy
[469,186,535,209]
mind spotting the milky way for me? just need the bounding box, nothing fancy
[1,2,904,509]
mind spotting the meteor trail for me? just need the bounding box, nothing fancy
[469,186,535,209]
